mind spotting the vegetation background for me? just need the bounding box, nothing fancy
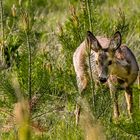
[0,0,140,140]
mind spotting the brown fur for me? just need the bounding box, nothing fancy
[73,31,139,121]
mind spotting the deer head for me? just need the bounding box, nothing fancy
[87,31,122,83]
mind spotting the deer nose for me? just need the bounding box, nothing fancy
[99,77,107,83]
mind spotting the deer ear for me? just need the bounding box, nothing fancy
[86,31,101,52]
[109,31,122,51]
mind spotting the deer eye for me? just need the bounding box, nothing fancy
[108,60,112,65]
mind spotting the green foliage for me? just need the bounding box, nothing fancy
[58,0,140,139]
[0,0,140,140]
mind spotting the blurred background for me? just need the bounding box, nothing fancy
[0,0,140,139]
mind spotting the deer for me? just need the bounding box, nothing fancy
[73,31,139,124]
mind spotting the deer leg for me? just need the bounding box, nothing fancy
[75,103,81,125]
[125,87,133,118]
[113,92,120,118]
[110,91,120,119]
[108,81,120,119]
[75,75,88,125]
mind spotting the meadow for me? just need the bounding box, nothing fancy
[0,0,140,139]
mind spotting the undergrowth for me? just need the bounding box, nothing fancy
[0,0,140,140]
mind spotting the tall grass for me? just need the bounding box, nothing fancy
[0,0,4,61]
[58,0,140,139]
[0,0,140,140]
